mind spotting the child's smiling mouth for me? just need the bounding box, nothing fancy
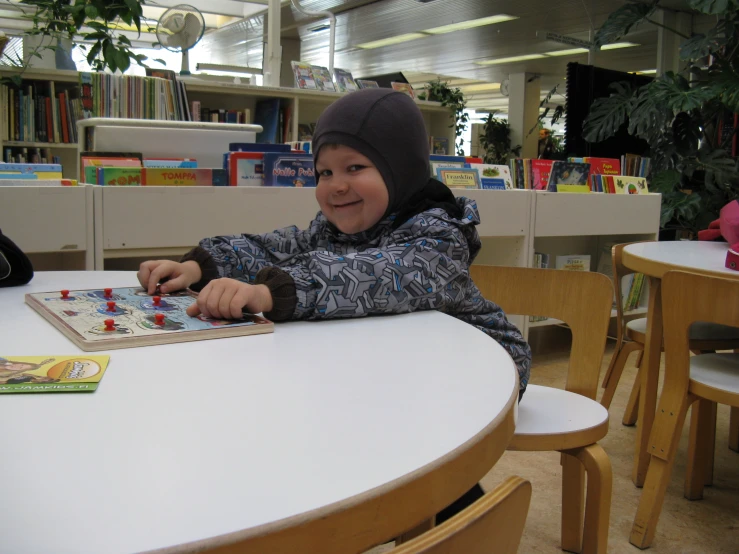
[334,200,362,209]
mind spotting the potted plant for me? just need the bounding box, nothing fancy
[418,79,469,156]
[13,0,159,74]
[479,113,521,164]
[582,0,739,236]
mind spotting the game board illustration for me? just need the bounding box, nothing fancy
[26,286,274,351]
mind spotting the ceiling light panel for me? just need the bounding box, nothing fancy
[475,54,546,65]
[457,83,501,92]
[423,14,518,35]
[356,32,428,49]
[601,42,640,50]
[544,47,589,57]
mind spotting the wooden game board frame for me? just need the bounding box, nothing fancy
[25,289,275,352]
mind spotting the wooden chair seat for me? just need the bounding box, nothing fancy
[690,353,739,402]
[510,385,610,451]
[625,318,739,344]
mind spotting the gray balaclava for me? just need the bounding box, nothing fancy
[312,88,431,217]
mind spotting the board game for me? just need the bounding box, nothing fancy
[25,286,274,352]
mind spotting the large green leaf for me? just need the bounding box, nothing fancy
[628,82,671,141]
[711,66,739,112]
[595,2,657,46]
[688,0,739,14]
[583,82,634,143]
[698,147,739,192]
[651,169,683,193]
[680,19,732,60]
[672,112,701,156]
[649,72,717,112]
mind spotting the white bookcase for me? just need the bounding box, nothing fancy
[0,185,94,269]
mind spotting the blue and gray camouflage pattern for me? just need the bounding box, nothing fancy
[197,196,532,392]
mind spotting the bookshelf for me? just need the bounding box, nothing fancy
[0,69,456,181]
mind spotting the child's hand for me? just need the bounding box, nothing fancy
[186,278,273,319]
[137,260,202,295]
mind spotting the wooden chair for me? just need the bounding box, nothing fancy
[630,270,739,548]
[392,476,531,554]
[600,242,739,460]
[470,265,613,554]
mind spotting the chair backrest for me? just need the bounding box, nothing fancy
[470,265,612,399]
[392,476,532,554]
[662,270,739,394]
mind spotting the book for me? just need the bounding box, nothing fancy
[468,163,513,190]
[262,153,316,187]
[311,65,336,92]
[530,160,554,190]
[297,123,314,141]
[96,168,228,186]
[391,82,415,98]
[435,167,480,189]
[546,161,591,192]
[356,79,379,89]
[612,175,649,194]
[228,152,264,186]
[555,255,591,271]
[333,68,358,92]
[254,98,282,143]
[229,143,291,153]
[143,158,198,168]
[291,61,318,89]
[430,136,449,155]
[0,355,110,393]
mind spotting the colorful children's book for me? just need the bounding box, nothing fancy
[546,161,591,192]
[229,152,264,186]
[143,158,198,168]
[333,68,358,92]
[530,159,554,190]
[311,65,337,92]
[0,355,110,393]
[262,153,316,187]
[435,167,480,189]
[0,163,63,173]
[467,163,513,190]
[430,136,449,155]
[612,175,649,194]
[555,255,591,271]
[291,61,318,89]
[391,82,415,98]
[356,79,379,89]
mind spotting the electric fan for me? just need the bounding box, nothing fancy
[156,4,205,75]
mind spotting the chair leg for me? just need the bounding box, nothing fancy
[630,397,693,549]
[622,364,641,426]
[730,407,739,453]
[564,444,612,554]
[601,341,641,410]
[561,454,585,553]
[634,349,644,370]
[706,401,717,487]
[685,399,716,500]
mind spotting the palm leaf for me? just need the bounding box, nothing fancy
[651,169,683,193]
[583,82,634,143]
[680,19,732,60]
[628,82,671,141]
[688,0,738,15]
[672,112,701,156]
[595,2,657,46]
[711,65,739,112]
[650,72,717,112]
[698,147,739,192]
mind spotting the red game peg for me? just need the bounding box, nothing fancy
[107,301,116,312]
[153,296,161,307]
[104,319,115,331]
[154,313,165,326]
[104,288,113,298]
[61,289,69,299]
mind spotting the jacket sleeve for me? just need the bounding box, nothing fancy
[278,226,471,320]
[181,219,318,290]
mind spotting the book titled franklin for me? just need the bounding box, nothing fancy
[436,167,480,189]
[0,355,110,393]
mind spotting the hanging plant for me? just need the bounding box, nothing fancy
[418,79,469,156]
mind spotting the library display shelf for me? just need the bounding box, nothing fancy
[1,68,456,181]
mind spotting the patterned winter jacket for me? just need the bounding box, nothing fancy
[187,196,532,393]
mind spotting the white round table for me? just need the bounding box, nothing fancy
[0,272,518,554]
[622,240,737,279]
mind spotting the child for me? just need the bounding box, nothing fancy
[138,88,532,520]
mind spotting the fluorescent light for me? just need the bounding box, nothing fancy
[636,69,657,74]
[423,14,518,35]
[356,33,428,49]
[457,83,500,92]
[544,47,589,57]
[475,54,546,65]
[601,42,639,50]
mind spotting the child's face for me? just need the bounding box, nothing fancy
[315,145,389,234]
[2,362,34,372]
